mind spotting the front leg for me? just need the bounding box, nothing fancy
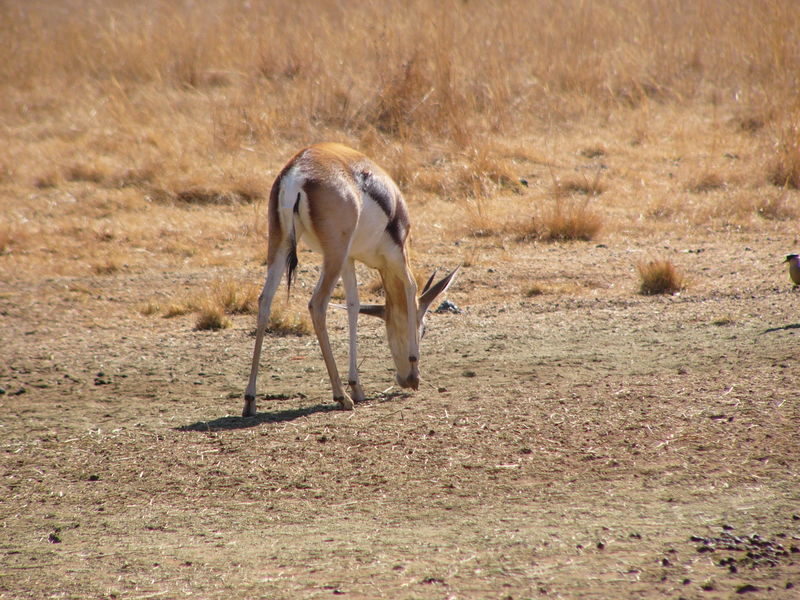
[341,260,366,404]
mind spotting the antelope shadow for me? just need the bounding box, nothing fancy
[762,323,800,334]
[177,390,410,432]
[178,402,336,432]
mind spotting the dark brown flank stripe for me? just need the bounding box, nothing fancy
[356,169,409,247]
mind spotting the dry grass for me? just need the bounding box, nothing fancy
[555,171,606,197]
[195,304,232,331]
[768,119,800,190]
[687,171,726,194]
[91,255,125,276]
[138,300,161,316]
[163,301,196,318]
[515,198,603,243]
[210,277,259,315]
[637,259,685,295]
[543,199,603,242]
[162,278,258,319]
[266,303,312,337]
[155,276,311,335]
[525,284,548,297]
[1,0,799,297]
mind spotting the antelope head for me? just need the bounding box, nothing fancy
[358,267,460,391]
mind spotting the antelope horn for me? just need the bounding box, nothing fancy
[418,266,460,314]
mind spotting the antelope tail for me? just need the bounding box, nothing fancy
[286,192,301,297]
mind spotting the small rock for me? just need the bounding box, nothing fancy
[434,300,462,314]
[735,584,760,594]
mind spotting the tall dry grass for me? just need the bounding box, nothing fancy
[1,0,799,280]
[3,1,798,156]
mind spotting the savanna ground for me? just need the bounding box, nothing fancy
[2,1,800,598]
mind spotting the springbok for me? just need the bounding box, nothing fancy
[243,143,458,417]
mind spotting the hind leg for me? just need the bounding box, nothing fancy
[243,246,288,417]
[308,256,354,410]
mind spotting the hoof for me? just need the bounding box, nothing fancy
[348,381,366,404]
[335,395,355,411]
[242,395,257,417]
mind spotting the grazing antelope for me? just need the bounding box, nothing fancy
[243,143,458,417]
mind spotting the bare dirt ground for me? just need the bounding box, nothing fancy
[2,219,800,599]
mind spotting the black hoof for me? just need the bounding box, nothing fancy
[242,395,257,417]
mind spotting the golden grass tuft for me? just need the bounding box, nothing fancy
[528,199,603,243]
[768,120,800,190]
[162,277,257,319]
[0,224,30,256]
[525,284,548,297]
[687,171,726,193]
[66,163,110,185]
[211,277,259,315]
[138,300,161,316]
[174,188,256,206]
[266,304,312,337]
[155,277,308,335]
[556,172,606,197]
[91,259,123,276]
[163,302,196,318]
[637,259,685,295]
[195,304,232,331]
[755,194,798,221]
[711,314,736,326]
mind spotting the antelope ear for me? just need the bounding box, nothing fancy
[358,304,386,320]
[330,303,386,320]
[418,266,460,314]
